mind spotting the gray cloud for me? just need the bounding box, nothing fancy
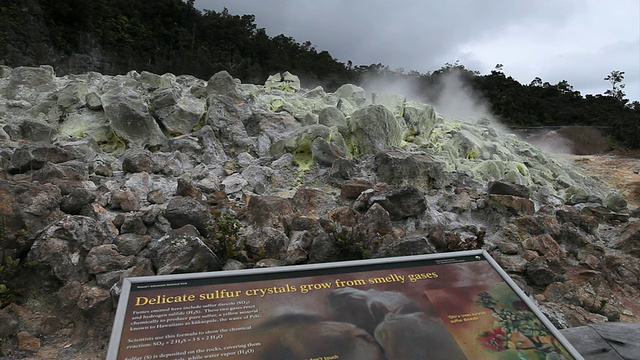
[195,0,639,100]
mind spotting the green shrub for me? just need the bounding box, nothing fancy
[204,211,244,262]
[326,222,378,260]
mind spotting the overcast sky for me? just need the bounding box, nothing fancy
[195,0,640,101]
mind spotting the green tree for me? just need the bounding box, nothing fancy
[604,70,626,100]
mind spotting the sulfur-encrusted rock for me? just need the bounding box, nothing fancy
[318,106,349,135]
[349,105,403,155]
[265,71,301,92]
[402,101,439,144]
[374,150,449,190]
[101,77,166,149]
[152,88,205,135]
[334,84,366,107]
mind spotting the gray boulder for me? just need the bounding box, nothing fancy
[488,180,531,199]
[101,78,167,149]
[148,225,221,275]
[18,120,57,143]
[374,150,449,190]
[402,101,438,144]
[84,244,136,275]
[375,186,427,220]
[318,106,349,135]
[114,234,151,256]
[206,71,239,97]
[334,84,367,107]
[241,165,276,194]
[27,216,115,283]
[164,196,212,235]
[195,125,230,165]
[311,137,345,167]
[5,66,56,103]
[205,95,254,153]
[151,88,205,135]
[349,105,403,155]
[121,150,161,174]
[0,179,64,254]
[243,227,289,260]
[244,195,294,230]
[603,191,627,212]
[8,145,75,174]
[377,233,435,257]
[486,194,535,217]
[61,188,97,215]
[56,82,88,112]
[292,188,339,219]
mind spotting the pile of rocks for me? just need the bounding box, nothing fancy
[0,66,638,358]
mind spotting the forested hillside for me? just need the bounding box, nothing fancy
[1,0,639,147]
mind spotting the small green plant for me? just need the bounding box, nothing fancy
[204,211,244,262]
[326,222,376,260]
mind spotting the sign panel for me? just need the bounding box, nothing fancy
[107,250,583,360]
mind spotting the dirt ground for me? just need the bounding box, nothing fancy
[520,126,640,210]
[564,150,640,209]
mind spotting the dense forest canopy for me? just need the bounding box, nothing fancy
[1,0,639,147]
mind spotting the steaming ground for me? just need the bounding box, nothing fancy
[357,71,640,211]
[359,70,510,134]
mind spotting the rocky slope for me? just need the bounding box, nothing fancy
[0,66,638,359]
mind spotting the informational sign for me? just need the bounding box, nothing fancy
[107,250,583,360]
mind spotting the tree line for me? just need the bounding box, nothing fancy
[1,0,638,148]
